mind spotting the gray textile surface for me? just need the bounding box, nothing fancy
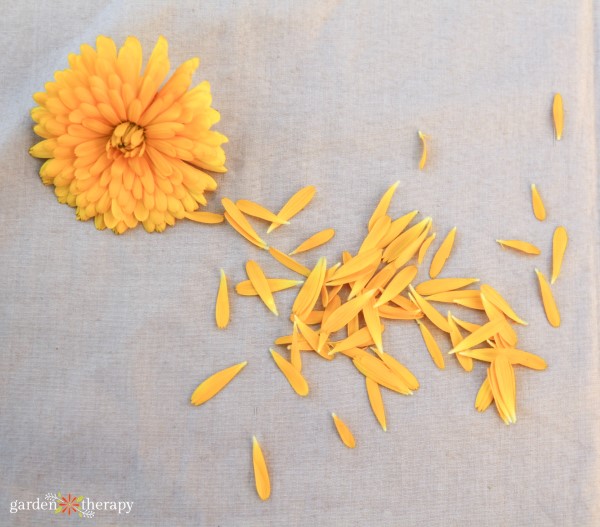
[1,1,599,525]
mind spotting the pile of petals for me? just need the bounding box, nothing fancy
[29,36,228,234]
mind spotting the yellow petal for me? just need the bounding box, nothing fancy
[329,326,377,355]
[480,284,527,325]
[447,312,473,371]
[362,298,383,353]
[459,348,547,370]
[379,210,419,248]
[418,131,429,170]
[372,348,419,390]
[496,239,541,255]
[360,215,392,253]
[190,361,247,405]
[448,318,505,354]
[551,226,568,284]
[236,199,288,225]
[454,296,485,310]
[417,232,436,264]
[531,184,546,221]
[252,436,271,500]
[490,355,517,424]
[294,316,321,353]
[246,260,278,316]
[352,352,412,395]
[215,269,230,329]
[377,304,423,320]
[383,217,431,262]
[268,185,316,233]
[535,268,560,327]
[416,320,445,369]
[292,257,327,320]
[475,377,494,412]
[222,198,267,247]
[184,211,224,224]
[374,265,418,307]
[321,290,377,334]
[290,228,335,255]
[415,277,479,297]
[429,226,456,278]
[451,315,481,333]
[409,285,450,333]
[236,278,302,296]
[268,247,311,277]
[270,349,309,396]
[326,249,383,286]
[553,93,563,140]
[331,413,356,448]
[223,212,268,250]
[423,290,482,303]
[367,181,399,231]
[365,378,387,431]
[392,223,432,269]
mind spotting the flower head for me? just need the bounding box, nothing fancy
[30,36,228,233]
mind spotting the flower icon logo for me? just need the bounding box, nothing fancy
[56,493,83,516]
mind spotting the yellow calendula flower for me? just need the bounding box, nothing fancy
[30,35,228,234]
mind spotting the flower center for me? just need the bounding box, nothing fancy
[107,122,146,158]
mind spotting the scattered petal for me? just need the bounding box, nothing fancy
[190,361,247,405]
[551,226,568,284]
[331,413,356,448]
[252,436,271,500]
[535,268,560,327]
[215,269,230,328]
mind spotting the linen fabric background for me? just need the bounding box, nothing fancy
[1,1,599,525]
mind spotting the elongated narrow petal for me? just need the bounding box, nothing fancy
[372,348,419,390]
[327,249,383,286]
[448,318,505,354]
[268,247,310,277]
[365,378,387,431]
[424,290,482,303]
[246,260,278,316]
[360,215,392,253]
[459,348,547,370]
[475,377,494,412]
[535,269,560,327]
[270,349,309,396]
[409,285,450,333]
[352,353,412,395]
[447,312,472,371]
[293,316,320,351]
[383,217,431,262]
[290,228,335,255]
[222,198,268,248]
[374,266,418,307]
[451,315,481,333]
[531,184,546,221]
[378,304,423,320]
[392,223,432,269]
[368,181,400,231]
[415,277,479,297]
[379,210,420,248]
[184,211,224,224]
[290,320,302,371]
[322,294,342,326]
[553,93,563,140]
[489,355,517,424]
[418,131,429,170]
[416,320,445,369]
[236,199,288,224]
[236,278,302,296]
[480,284,527,325]
[551,226,568,284]
[331,413,356,448]
[215,269,230,328]
[363,299,383,353]
[429,226,456,278]
[268,185,316,233]
[454,296,485,310]
[321,290,377,334]
[292,257,327,320]
[252,436,271,500]
[224,212,268,250]
[418,232,436,264]
[496,239,541,255]
[366,262,397,291]
[329,326,377,355]
[190,361,247,405]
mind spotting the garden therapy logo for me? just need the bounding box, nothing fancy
[46,492,92,518]
[10,492,133,518]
